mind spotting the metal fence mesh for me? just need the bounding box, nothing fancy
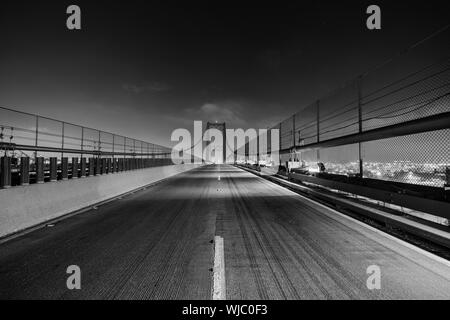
[265,27,450,189]
[362,129,450,187]
[0,106,172,161]
[362,58,450,131]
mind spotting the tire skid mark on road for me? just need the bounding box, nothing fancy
[106,175,210,299]
[107,198,188,299]
[228,176,298,299]
[255,173,449,298]
[225,176,270,299]
[227,168,372,299]
[230,177,301,299]
[253,195,335,299]
[258,193,368,299]
[240,172,372,299]
[126,181,212,299]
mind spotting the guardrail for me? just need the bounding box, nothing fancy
[0,154,173,188]
[0,105,172,159]
[288,171,450,221]
[236,163,450,249]
[0,106,174,189]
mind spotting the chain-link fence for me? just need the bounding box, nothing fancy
[0,106,172,161]
[0,107,173,187]
[260,26,450,188]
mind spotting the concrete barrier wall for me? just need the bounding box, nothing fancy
[0,163,204,238]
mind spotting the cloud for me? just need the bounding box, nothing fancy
[122,81,170,94]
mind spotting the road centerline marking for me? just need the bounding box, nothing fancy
[212,235,226,300]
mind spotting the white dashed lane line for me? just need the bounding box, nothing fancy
[213,235,226,300]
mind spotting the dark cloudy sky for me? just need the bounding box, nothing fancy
[0,0,448,147]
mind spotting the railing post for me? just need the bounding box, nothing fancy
[95,157,101,176]
[34,116,39,160]
[97,131,102,175]
[279,123,282,167]
[88,157,94,176]
[80,127,84,159]
[72,157,78,179]
[36,157,45,184]
[357,76,364,177]
[80,157,86,178]
[61,122,65,159]
[110,158,115,173]
[256,133,260,165]
[61,157,68,181]
[20,157,30,186]
[50,157,57,182]
[98,130,101,156]
[0,156,11,188]
[112,134,115,163]
[101,158,105,174]
[292,115,296,148]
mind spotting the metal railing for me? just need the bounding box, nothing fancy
[0,107,173,188]
[0,106,172,160]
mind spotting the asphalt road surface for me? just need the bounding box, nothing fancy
[0,164,449,299]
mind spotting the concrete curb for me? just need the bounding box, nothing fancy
[0,163,204,240]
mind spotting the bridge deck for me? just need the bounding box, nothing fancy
[0,164,449,299]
